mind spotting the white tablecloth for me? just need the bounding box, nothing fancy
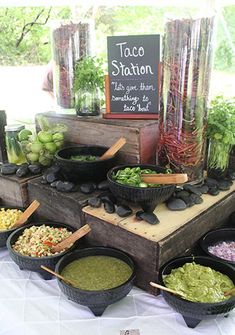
[0,248,235,335]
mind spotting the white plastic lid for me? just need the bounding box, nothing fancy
[5,124,25,132]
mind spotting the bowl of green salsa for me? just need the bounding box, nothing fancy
[55,145,118,182]
[55,246,136,316]
[158,256,235,328]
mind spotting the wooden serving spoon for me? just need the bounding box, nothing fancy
[141,173,188,185]
[99,137,126,160]
[51,224,91,253]
[11,200,40,229]
[224,287,235,296]
[150,282,186,298]
[41,265,76,287]
[150,282,235,298]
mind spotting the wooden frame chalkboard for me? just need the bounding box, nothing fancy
[104,34,160,119]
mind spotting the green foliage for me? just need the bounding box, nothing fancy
[207,95,235,145]
[0,7,71,65]
[73,56,105,92]
[207,95,235,170]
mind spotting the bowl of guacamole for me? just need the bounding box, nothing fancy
[158,256,235,328]
[55,246,136,316]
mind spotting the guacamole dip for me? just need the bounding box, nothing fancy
[163,262,234,303]
[61,255,133,291]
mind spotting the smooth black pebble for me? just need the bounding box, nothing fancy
[190,193,203,204]
[103,201,115,214]
[88,197,102,208]
[28,164,42,175]
[167,198,187,211]
[208,186,220,196]
[97,180,109,191]
[183,184,202,196]
[56,181,75,192]
[16,165,29,177]
[80,183,96,194]
[217,180,231,191]
[1,163,18,175]
[139,212,159,225]
[116,205,133,217]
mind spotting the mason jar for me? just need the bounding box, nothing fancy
[5,125,27,164]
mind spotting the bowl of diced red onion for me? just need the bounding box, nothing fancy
[199,228,235,265]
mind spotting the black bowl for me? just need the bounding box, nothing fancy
[55,246,136,316]
[199,228,235,266]
[107,164,175,212]
[158,256,235,328]
[7,222,76,279]
[55,145,118,182]
[0,206,28,248]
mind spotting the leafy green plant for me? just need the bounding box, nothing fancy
[73,56,105,92]
[207,95,235,170]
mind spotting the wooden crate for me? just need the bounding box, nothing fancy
[27,177,100,229]
[0,173,37,208]
[83,183,235,294]
[36,112,159,164]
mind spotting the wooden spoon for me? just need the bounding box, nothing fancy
[224,287,235,296]
[99,137,126,160]
[141,173,188,185]
[51,224,91,253]
[11,200,40,228]
[41,265,76,286]
[150,282,186,298]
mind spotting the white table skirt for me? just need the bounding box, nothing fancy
[0,248,235,335]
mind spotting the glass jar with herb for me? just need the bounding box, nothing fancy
[74,56,104,117]
[5,125,27,164]
[207,96,235,178]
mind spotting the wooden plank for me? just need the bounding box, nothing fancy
[83,183,235,243]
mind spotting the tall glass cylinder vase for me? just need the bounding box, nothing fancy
[51,20,92,113]
[158,16,215,184]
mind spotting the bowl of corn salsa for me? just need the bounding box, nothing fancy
[7,222,76,279]
[0,206,27,247]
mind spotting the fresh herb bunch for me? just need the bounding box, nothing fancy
[73,56,105,92]
[207,95,235,170]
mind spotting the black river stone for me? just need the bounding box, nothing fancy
[103,201,115,214]
[116,205,133,218]
[204,178,219,187]
[217,180,231,191]
[1,163,18,175]
[135,210,144,221]
[167,198,187,211]
[56,181,76,192]
[50,181,59,188]
[88,197,102,208]
[97,180,109,191]
[28,164,42,175]
[98,191,117,204]
[138,211,159,225]
[16,164,29,178]
[198,185,209,194]
[45,172,60,184]
[179,195,194,207]
[80,182,96,194]
[227,169,235,180]
[190,193,203,204]
[208,186,220,196]
[44,165,61,174]
[183,184,202,196]
[175,190,190,199]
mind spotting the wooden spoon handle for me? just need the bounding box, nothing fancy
[141,173,188,184]
[41,265,75,286]
[99,137,126,160]
[51,224,91,253]
[11,200,40,228]
[150,282,183,297]
[224,287,235,296]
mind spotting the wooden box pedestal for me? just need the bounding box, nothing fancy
[0,174,39,208]
[82,184,235,294]
[36,112,159,164]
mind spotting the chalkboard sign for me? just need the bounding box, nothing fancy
[105,35,160,119]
